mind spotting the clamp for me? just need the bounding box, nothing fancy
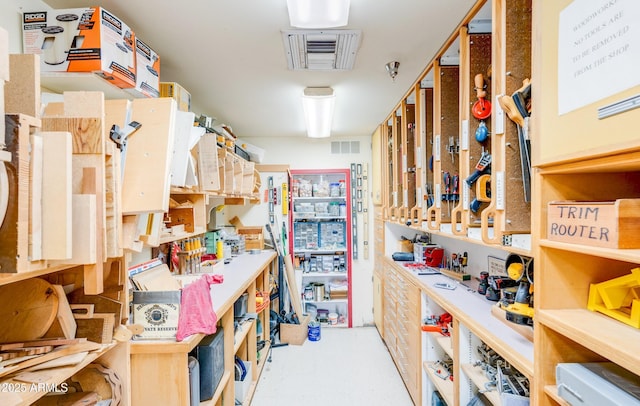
[109,121,142,179]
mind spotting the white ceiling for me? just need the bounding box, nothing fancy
[42,0,479,139]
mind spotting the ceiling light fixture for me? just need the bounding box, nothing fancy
[386,61,400,81]
[287,0,350,28]
[302,87,335,138]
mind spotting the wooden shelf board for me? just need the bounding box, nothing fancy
[130,333,204,355]
[159,228,207,245]
[424,361,455,406]
[460,363,501,406]
[41,71,137,100]
[539,239,640,263]
[0,264,79,287]
[234,319,255,354]
[408,223,532,257]
[543,385,571,406]
[0,342,117,406]
[537,309,640,377]
[430,333,454,359]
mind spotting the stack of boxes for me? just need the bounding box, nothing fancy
[21,7,161,99]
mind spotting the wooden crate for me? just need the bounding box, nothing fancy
[237,226,264,250]
[547,199,640,248]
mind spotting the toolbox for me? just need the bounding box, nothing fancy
[556,362,640,406]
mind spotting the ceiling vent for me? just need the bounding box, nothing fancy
[282,29,362,71]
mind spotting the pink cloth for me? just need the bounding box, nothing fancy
[176,274,224,341]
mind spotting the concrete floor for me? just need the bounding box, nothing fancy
[251,326,414,406]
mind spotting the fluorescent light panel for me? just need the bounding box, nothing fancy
[287,0,350,28]
[302,87,335,138]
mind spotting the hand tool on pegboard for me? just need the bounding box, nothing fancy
[442,171,451,216]
[465,150,491,187]
[498,79,532,202]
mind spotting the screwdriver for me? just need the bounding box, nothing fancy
[443,171,451,215]
[451,174,459,203]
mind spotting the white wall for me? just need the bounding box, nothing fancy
[1,0,50,51]
[236,135,376,327]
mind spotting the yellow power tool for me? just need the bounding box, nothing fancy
[502,254,534,326]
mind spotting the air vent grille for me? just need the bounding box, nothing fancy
[282,29,362,71]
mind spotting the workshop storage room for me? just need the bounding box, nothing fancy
[1,0,640,405]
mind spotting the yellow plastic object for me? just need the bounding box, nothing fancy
[588,268,640,329]
[476,174,491,202]
[507,262,524,281]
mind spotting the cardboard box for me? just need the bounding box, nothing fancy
[279,314,310,345]
[22,7,136,88]
[160,82,191,112]
[127,37,160,98]
[132,290,181,340]
[237,226,264,250]
[547,199,640,248]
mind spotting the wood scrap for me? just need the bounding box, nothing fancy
[33,391,100,406]
[26,351,89,371]
[0,278,59,342]
[43,285,77,339]
[0,338,86,351]
[13,370,54,384]
[0,341,101,378]
[0,345,54,360]
[71,363,120,405]
[75,314,115,344]
[70,304,95,319]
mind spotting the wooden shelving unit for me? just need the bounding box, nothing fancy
[460,363,501,406]
[531,1,640,405]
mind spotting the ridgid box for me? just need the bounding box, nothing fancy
[547,199,640,249]
[126,37,160,98]
[22,7,136,88]
[132,290,181,340]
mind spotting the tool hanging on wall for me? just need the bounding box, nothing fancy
[472,73,492,120]
[466,150,491,186]
[498,79,532,202]
[470,174,491,213]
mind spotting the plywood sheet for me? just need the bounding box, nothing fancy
[41,131,72,260]
[30,134,43,261]
[104,99,130,258]
[0,114,45,273]
[171,110,195,187]
[123,98,176,214]
[41,117,103,154]
[71,194,97,265]
[5,54,41,118]
[197,133,221,191]
[63,91,104,118]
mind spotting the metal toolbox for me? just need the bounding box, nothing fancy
[556,362,640,406]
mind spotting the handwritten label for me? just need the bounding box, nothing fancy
[558,0,640,114]
[548,203,611,243]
